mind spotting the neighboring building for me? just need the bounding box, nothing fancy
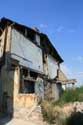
[0,18,63,116]
[57,69,77,90]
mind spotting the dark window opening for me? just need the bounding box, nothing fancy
[27,31,35,42]
[21,68,38,80]
[10,64,16,70]
[30,71,38,79]
[20,80,35,94]
[19,68,38,94]
[22,68,28,78]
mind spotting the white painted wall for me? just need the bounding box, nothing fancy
[11,29,43,73]
[47,55,58,79]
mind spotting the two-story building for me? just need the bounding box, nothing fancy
[0,17,63,116]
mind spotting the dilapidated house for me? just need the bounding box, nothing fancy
[0,18,63,116]
[57,69,76,90]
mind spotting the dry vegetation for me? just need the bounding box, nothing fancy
[41,86,83,125]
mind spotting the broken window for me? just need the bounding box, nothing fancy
[19,68,38,94]
[30,70,38,79]
[22,80,35,93]
[20,76,35,94]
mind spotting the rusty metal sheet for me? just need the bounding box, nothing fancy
[11,29,43,73]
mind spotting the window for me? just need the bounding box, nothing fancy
[19,68,38,94]
[20,78,35,94]
[23,80,34,93]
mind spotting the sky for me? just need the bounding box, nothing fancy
[0,0,83,86]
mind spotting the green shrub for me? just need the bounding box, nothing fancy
[53,86,83,106]
[41,86,83,124]
[61,89,78,102]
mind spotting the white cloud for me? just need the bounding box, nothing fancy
[72,72,83,77]
[77,56,83,63]
[73,56,83,63]
[39,24,48,28]
[55,26,76,34]
[56,26,64,32]
[61,64,83,78]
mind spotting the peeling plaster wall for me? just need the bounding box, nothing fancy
[35,77,44,100]
[0,65,37,114]
[10,28,44,110]
[13,67,37,110]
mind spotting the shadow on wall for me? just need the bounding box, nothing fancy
[67,112,83,125]
[0,116,12,125]
[0,91,13,125]
[0,65,14,125]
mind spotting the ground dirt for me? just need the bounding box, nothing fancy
[0,117,48,125]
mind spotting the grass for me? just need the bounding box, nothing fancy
[41,86,83,125]
[52,86,83,106]
[41,100,67,125]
